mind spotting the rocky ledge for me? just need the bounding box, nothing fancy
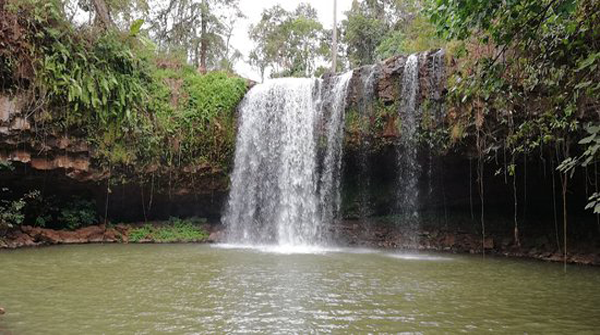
[332,220,600,266]
[2,221,599,266]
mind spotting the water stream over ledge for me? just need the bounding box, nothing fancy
[224,72,352,247]
[1,244,600,334]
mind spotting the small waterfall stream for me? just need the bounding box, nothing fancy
[224,73,352,247]
[396,54,421,244]
[356,65,380,228]
[318,71,354,228]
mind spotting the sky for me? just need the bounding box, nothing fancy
[231,0,354,82]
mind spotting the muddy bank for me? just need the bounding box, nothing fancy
[0,223,222,249]
[2,221,599,266]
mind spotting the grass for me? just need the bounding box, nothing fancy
[128,217,209,243]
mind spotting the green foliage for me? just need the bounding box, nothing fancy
[343,0,444,66]
[559,124,600,212]
[0,162,15,171]
[249,3,329,79]
[58,198,98,230]
[585,192,600,214]
[128,217,209,242]
[0,189,40,231]
[343,0,388,66]
[128,224,152,242]
[377,15,445,57]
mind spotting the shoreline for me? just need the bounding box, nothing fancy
[1,222,599,266]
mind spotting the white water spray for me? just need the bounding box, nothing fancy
[224,72,352,247]
[396,54,421,242]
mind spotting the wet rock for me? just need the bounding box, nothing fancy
[0,95,18,123]
[114,224,130,235]
[208,230,224,243]
[103,228,119,243]
[10,117,30,131]
[377,55,406,102]
[77,225,106,242]
[484,237,494,250]
[0,307,5,315]
[4,229,37,248]
[20,224,110,245]
[21,226,62,244]
[443,234,456,248]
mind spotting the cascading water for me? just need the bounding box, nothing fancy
[396,54,421,244]
[428,49,446,119]
[224,72,352,247]
[426,49,446,201]
[318,71,354,227]
[356,65,380,226]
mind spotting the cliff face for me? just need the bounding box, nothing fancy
[0,94,229,222]
[0,95,102,181]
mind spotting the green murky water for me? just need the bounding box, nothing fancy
[1,244,599,334]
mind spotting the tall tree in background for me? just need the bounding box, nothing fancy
[149,0,241,72]
[249,3,329,78]
[342,0,442,66]
[342,0,388,66]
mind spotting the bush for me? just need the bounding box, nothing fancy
[0,189,39,235]
[128,217,208,243]
[58,199,98,230]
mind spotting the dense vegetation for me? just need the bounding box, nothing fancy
[1,0,248,173]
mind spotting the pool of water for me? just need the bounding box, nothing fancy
[1,244,599,334]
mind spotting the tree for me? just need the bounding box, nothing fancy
[91,0,114,28]
[249,3,329,78]
[342,0,441,66]
[217,7,245,73]
[61,0,150,29]
[146,0,241,72]
[342,0,387,67]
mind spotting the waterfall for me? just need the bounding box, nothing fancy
[318,71,354,227]
[426,49,446,201]
[396,54,421,242]
[429,49,445,118]
[224,72,352,247]
[356,65,380,225]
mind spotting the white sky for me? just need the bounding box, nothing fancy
[231,0,354,81]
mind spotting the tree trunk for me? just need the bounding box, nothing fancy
[198,0,208,74]
[92,0,114,29]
